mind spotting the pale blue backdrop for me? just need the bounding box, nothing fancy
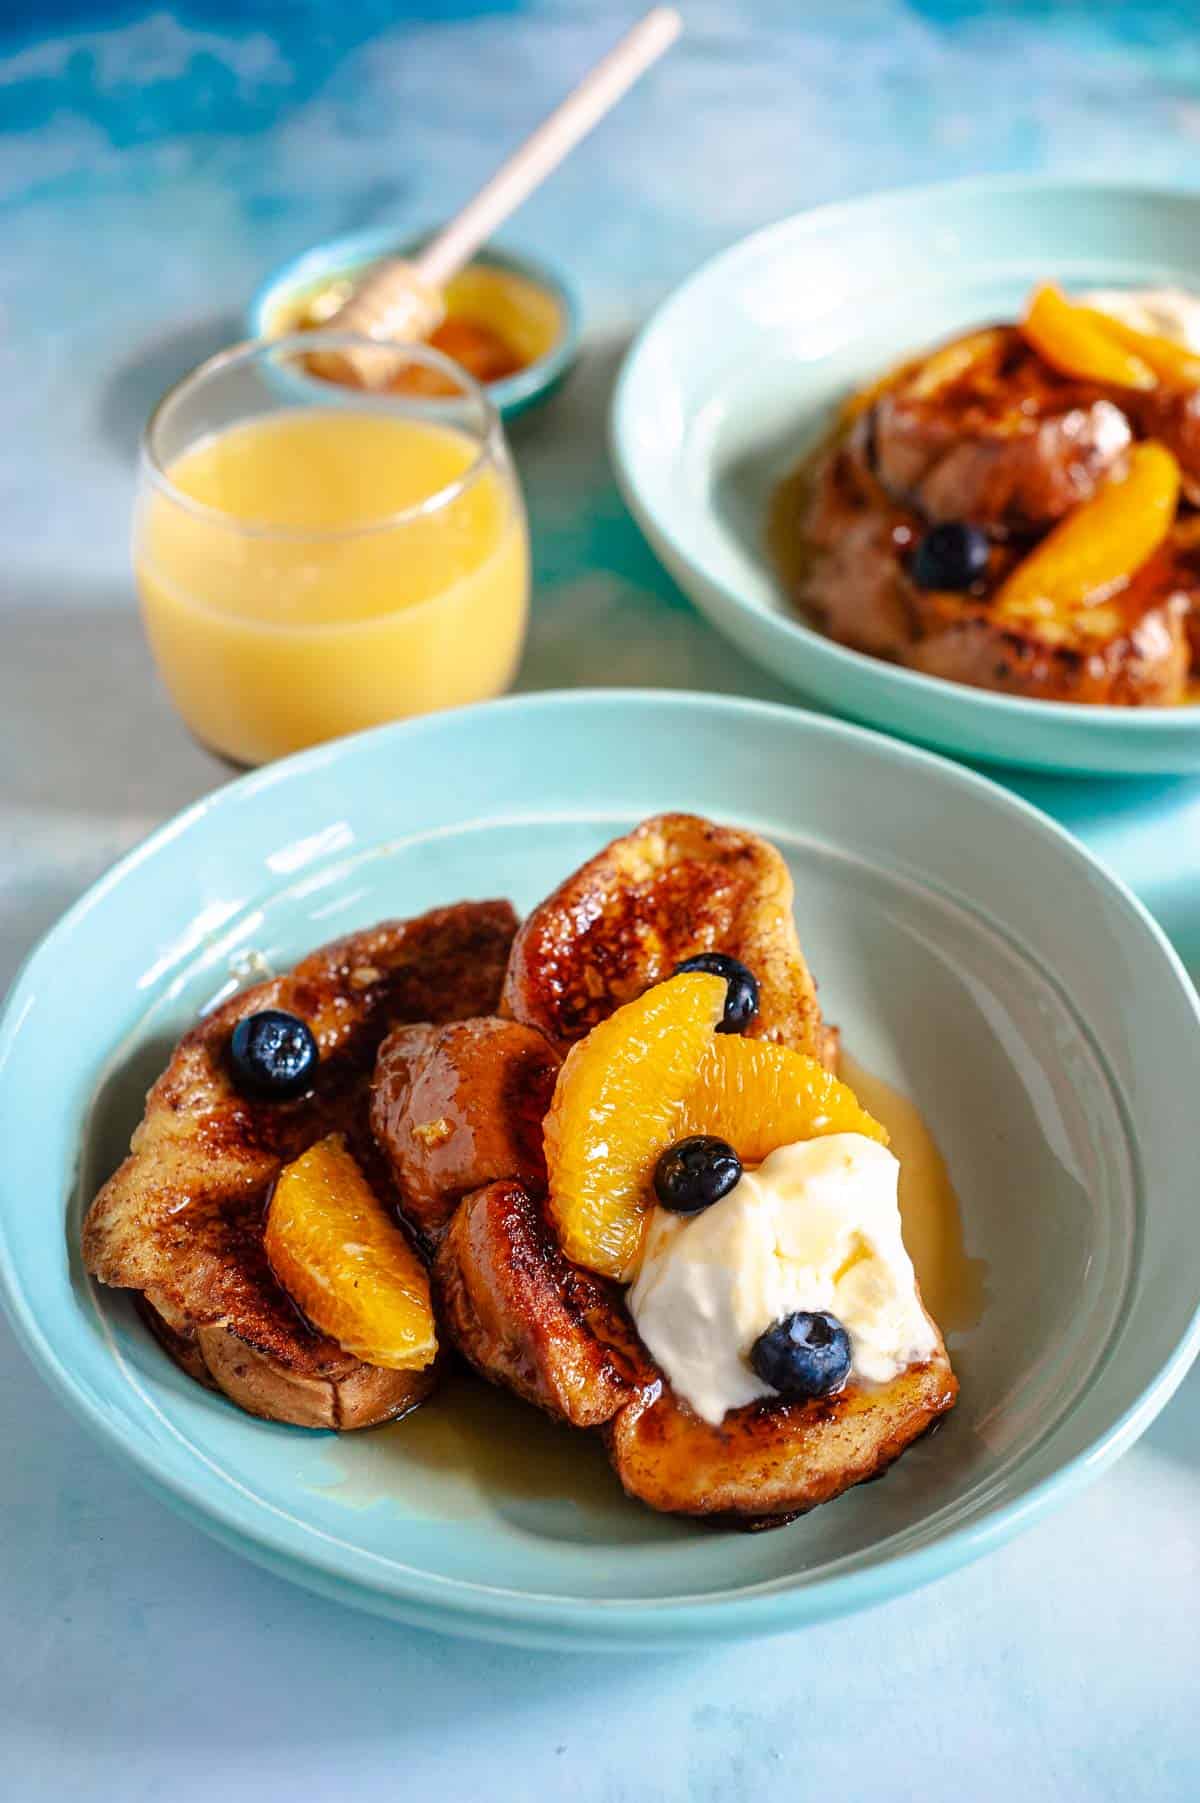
[2,4,1198,1799]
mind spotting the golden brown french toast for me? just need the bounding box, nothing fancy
[433,1180,648,1428]
[83,902,517,1429]
[501,813,826,1061]
[606,1337,956,1523]
[905,544,1192,704]
[858,325,1131,528]
[371,1017,559,1244]
[86,811,956,1522]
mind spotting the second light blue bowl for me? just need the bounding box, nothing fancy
[613,177,1200,775]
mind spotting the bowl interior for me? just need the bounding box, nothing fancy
[2,695,1197,1642]
[613,181,1200,772]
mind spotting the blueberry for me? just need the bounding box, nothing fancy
[654,1135,742,1214]
[673,952,760,1034]
[909,521,989,591]
[750,1310,852,1399]
[229,1009,318,1100]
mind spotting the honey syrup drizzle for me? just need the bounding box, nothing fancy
[839,1052,988,1335]
[765,456,819,601]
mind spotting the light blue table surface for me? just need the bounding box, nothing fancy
[2,4,1198,1797]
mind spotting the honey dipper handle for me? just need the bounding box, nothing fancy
[416,7,682,292]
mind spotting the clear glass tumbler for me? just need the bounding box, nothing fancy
[134,332,530,766]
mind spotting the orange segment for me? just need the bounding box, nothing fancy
[543,969,890,1282]
[901,327,1007,402]
[994,442,1180,636]
[544,971,726,1281]
[840,329,1005,425]
[265,1133,436,1370]
[681,1036,887,1160]
[1021,284,1156,390]
[1077,304,1200,389]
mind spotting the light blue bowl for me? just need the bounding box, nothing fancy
[249,227,580,421]
[612,178,1200,775]
[1,692,1198,1648]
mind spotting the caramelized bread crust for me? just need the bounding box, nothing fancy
[138,1294,433,1431]
[502,813,825,1059]
[371,1017,560,1244]
[433,1181,648,1429]
[862,326,1131,528]
[83,902,517,1429]
[606,1351,957,1522]
[906,548,1191,704]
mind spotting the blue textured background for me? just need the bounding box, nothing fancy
[2,5,1198,1799]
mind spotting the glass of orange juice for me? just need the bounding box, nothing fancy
[134,332,530,766]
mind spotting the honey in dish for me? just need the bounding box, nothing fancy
[321,1056,984,1511]
[280,258,563,394]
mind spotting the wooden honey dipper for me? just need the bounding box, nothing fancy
[315,7,682,387]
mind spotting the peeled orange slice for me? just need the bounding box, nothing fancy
[995,441,1180,633]
[265,1133,436,1370]
[680,1036,886,1160]
[543,968,889,1283]
[1021,283,1156,389]
[544,971,726,1280]
[1077,304,1200,389]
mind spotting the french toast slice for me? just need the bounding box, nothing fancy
[371,1017,560,1244]
[83,901,517,1429]
[501,813,826,1061]
[605,1338,956,1523]
[905,544,1192,705]
[856,325,1131,529]
[433,1180,648,1429]
[434,1179,956,1524]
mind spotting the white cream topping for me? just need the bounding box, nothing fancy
[626,1134,937,1426]
[1081,285,1200,351]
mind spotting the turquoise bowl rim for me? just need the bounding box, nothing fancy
[610,174,1200,774]
[247,226,581,421]
[2,689,1199,1646]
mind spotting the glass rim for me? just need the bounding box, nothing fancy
[139,330,506,541]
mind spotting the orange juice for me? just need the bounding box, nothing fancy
[135,408,529,765]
